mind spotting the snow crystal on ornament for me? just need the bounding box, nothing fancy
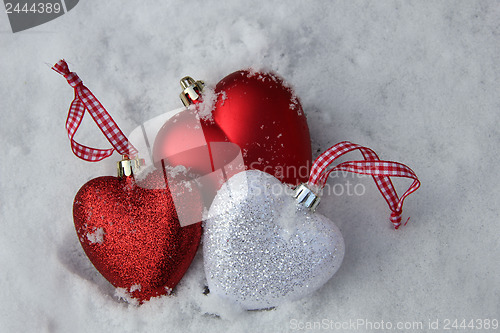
[196,87,217,121]
[86,227,105,244]
[203,170,345,310]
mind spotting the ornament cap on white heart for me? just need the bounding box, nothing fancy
[293,183,321,211]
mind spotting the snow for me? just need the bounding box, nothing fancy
[1,1,499,332]
[86,227,105,244]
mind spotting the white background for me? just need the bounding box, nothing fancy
[1,1,499,332]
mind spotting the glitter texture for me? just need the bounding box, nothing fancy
[203,170,345,310]
[73,168,202,303]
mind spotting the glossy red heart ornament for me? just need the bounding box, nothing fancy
[153,70,312,186]
[73,168,202,303]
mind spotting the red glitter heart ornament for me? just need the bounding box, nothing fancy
[73,168,202,303]
[52,60,203,303]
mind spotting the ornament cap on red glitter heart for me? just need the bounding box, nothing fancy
[117,155,145,177]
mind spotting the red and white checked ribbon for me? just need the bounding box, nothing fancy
[52,59,137,161]
[309,141,420,229]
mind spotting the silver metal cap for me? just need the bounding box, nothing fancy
[293,183,321,211]
[117,156,145,178]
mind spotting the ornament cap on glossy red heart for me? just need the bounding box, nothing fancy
[179,76,205,106]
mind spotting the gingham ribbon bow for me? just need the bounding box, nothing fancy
[309,141,420,229]
[52,59,137,161]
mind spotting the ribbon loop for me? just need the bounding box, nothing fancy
[52,59,137,161]
[390,211,402,226]
[64,72,82,88]
[308,141,420,229]
[52,59,70,76]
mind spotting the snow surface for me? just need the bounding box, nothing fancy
[1,1,499,332]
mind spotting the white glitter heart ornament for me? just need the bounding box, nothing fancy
[203,141,420,310]
[203,170,345,310]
